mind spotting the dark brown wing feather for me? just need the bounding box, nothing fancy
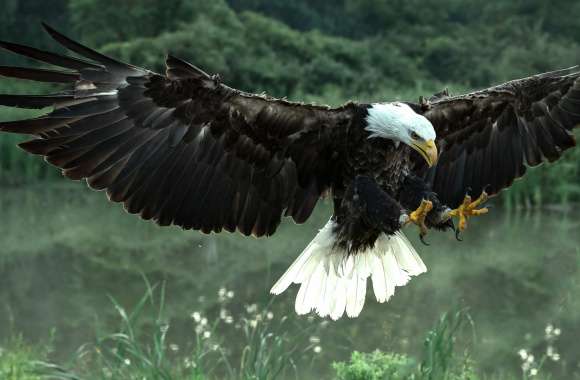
[414,68,579,207]
[0,24,357,237]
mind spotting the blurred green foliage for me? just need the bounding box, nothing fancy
[0,0,579,205]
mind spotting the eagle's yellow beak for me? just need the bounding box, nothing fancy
[411,139,438,167]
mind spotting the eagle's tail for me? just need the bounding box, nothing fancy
[270,219,427,320]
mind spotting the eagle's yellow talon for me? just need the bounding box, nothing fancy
[405,199,433,236]
[447,191,489,232]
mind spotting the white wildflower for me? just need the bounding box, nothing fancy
[522,361,531,372]
[191,311,201,323]
[246,304,258,314]
[518,349,528,360]
[529,368,538,377]
[227,290,234,299]
[313,346,322,354]
[123,358,131,366]
[309,336,321,344]
[159,323,169,334]
[266,311,274,320]
[169,343,179,352]
[203,330,211,339]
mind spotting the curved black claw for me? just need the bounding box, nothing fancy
[419,234,430,246]
[455,227,463,242]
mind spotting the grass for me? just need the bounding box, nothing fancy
[333,309,476,380]
[0,282,570,380]
[0,336,53,380]
[21,279,313,380]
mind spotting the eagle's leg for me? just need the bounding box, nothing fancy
[398,174,455,243]
[403,199,433,241]
[446,191,489,233]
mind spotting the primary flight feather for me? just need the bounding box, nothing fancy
[1,24,578,319]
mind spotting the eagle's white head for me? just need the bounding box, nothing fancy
[364,102,438,167]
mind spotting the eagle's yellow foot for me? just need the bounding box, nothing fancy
[447,191,489,235]
[404,199,433,243]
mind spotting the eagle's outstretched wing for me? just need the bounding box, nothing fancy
[0,24,358,236]
[413,68,580,207]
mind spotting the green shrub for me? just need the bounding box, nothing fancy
[333,351,416,380]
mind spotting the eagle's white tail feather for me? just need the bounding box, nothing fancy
[270,219,427,320]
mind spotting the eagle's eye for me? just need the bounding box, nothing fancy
[410,131,421,140]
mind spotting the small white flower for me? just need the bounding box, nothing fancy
[123,358,131,366]
[218,287,226,298]
[169,343,179,352]
[227,290,234,299]
[220,308,228,320]
[225,316,234,324]
[529,368,538,376]
[250,319,258,328]
[518,349,528,360]
[266,311,274,320]
[545,324,554,335]
[203,331,211,339]
[313,346,322,354]
[212,344,220,351]
[552,353,560,362]
[191,311,201,322]
[200,317,208,326]
[195,325,204,334]
[522,362,531,372]
[246,304,258,314]
[554,328,561,336]
[309,336,321,344]
[526,354,535,364]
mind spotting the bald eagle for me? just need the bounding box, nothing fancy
[1,25,579,320]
